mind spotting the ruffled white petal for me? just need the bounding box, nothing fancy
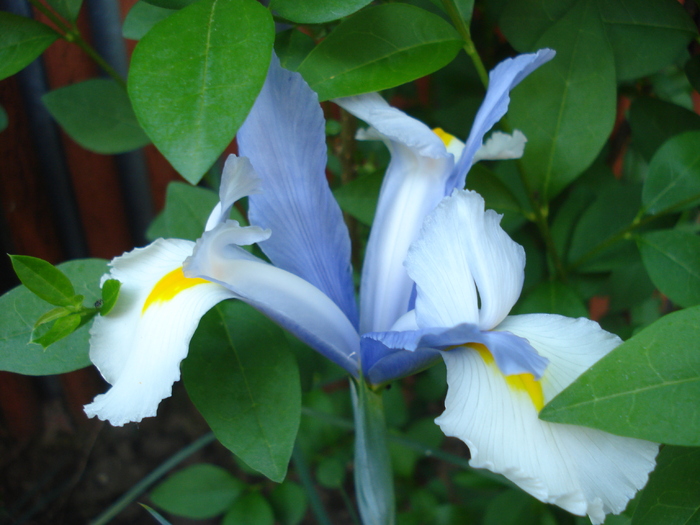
[336,94,454,333]
[205,155,262,231]
[437,314,658,524]
[472,130,527,163]
[406,190,524,331]
[84,239,235,426]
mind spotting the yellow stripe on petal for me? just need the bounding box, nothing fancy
[471,343,544,411]
[433,127,457,148]
[142,267,210,313]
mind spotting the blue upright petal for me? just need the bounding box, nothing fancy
[360,336,440,386]
[447,49,556,192]
[237,53,359,328]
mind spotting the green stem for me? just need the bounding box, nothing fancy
[291,446,333,525]
[26,0,127,88]
[90,432,216,525]
[440,0,489,88]
[351,379,395,525]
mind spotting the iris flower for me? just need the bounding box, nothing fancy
[84,52,657,523]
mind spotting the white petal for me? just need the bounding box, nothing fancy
[84,239,235,426]
[472,130,527,163]
[205,155,263,231]
[336,94,454,332]
[437,315,659,524]
[406,190,524,330]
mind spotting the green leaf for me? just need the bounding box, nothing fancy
[123,1,176,41]
[0,259,107,375]
[31,313,82,348]
[509,0,616,201]
[100,279,121,315]
[296,4,462,101]
[631,446,700,525]
[316,457,345,488]
[274,29,315,72]
[501,0,696,81]
[34,306,74,328]
[642,131,700,215]
[445,0,476,29]
[512,281,588,318]
[42,79,150,154]
[686,55,700,93]
[628,98,700,162]
[10,255,76,306]
[0,104,7,132]
[270,0,373,24]
[222,492,275,525]
[333,170,382,226]
[45,0,83,22]
[128,0,274,184]
[568,183,642,272]
[269,482,307,525]
[150,464,244,519]
[466,164,523,214]
[142,0,197,8]
[183,301,301,482]
[540,306,700,446]
[637,230,700,308]
[484,489,548,525]
[0,12,59,81]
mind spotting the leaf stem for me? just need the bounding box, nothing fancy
[440,0,489,88]
[26,0,127,89]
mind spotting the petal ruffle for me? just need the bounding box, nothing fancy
[447,49,555,191]
[185,221,361,376]
[436,315,658,524]
[407,190,524,331]
[84,239,235,426]
[238,54,358,328]
[336,94,454,333]
[472,130,527,163]
[205,155,263,231]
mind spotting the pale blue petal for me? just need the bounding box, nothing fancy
[237,54,358,328]
[447,49,555,192]
[205,155,263,231]
[360,336,440,386]
[184,221,361,376]
[367,322,547,379]
[336,94,454,332]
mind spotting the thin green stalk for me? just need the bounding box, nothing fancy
[90,432,216,525]
[26,0,127,88]
[291,446,333,525]
[440,0,489,88]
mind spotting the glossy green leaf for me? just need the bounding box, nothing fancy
[686,55,700,93]
[165,182,220,241]
[31,313,82,348]
[0,259,107,375]
[45,0,83,21]
[568,183,642,272]
[0,104,7,132]
[123,1,175,41]
[222,492,275,525]
[274,29,315,72]
[296,4,462,101]
[466,164,523,214]
[632,446,700,525]
[501,0,696,81]
[512,281,588,318]
[270,0,373,24]
[34,306,73,328]
[445,0,476,29]
[0,12,58,81]
[642,131,700,215]
[269,481,307,525]
[142,0,196,8]
[509,0,616,201]
[10,255,76,306]
[43,79,150,154]
[333,171,382,226]
[629,98,700,162]
[100,279,120,315]
[150,464,244,519]
[484,489,548,525]
[540,305,700,446]
[637,230,700,308]
[608,261,655,313]
[128,0,274,183]
[183,301,301,482]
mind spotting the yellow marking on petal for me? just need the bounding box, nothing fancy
[470,343,545,412]
[433,127,457,148]
[142,267,209,314]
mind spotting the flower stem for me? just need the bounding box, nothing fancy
[351,379,395,525]
[440,0,489,88]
